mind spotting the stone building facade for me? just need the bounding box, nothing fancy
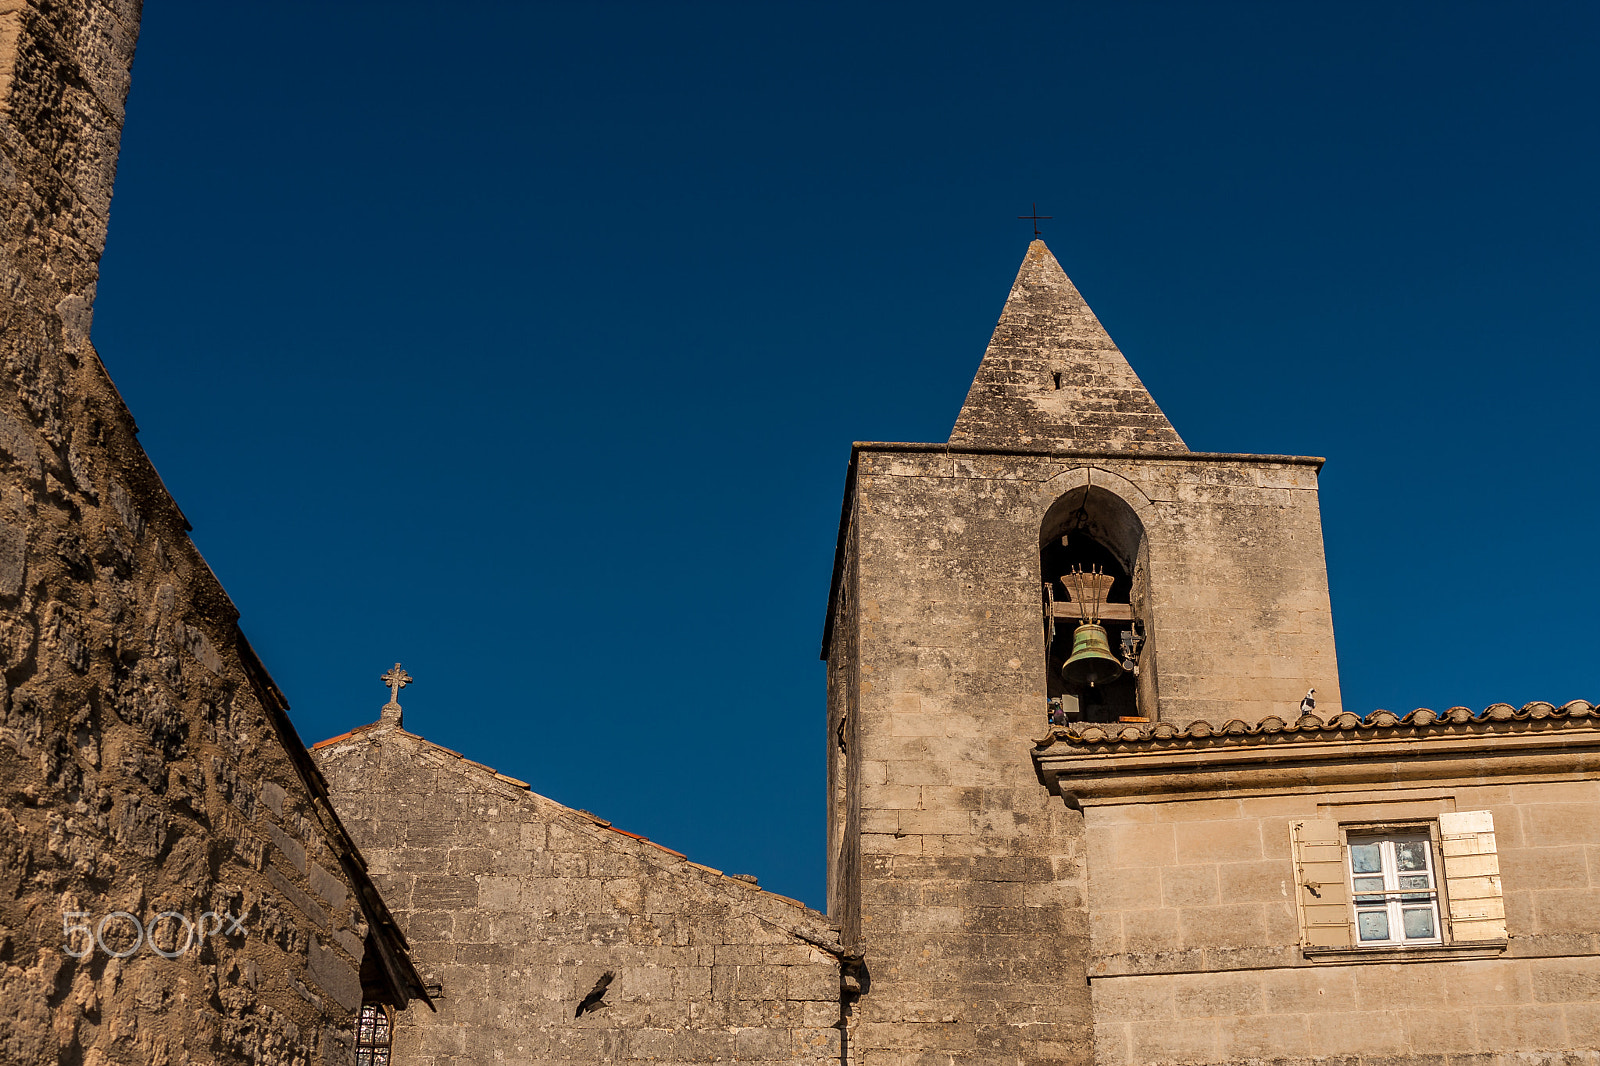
[822,239,1600,1065]
[5,0,1592,1058]
[1035,703,1600,1064]
[0,4,427,1064]
[313,711,851,1066]
[299,240,1599,1066]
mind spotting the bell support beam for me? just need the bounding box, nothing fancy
[1051,602,1134,622]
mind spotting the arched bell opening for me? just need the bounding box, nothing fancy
[1040,483,1153,725]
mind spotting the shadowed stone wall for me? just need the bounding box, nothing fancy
[0,4,422,1063]
[315,723,848,1066]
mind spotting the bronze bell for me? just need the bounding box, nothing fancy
[1062,623,1124,691]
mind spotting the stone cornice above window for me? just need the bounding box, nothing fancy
[1032,701,1600,804]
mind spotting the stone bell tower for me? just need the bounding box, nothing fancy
[823,240,1341,1065]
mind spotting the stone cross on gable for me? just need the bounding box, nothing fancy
[380,663,412,725]
[381,664,412,704]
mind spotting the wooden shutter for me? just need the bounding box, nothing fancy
[1291,819,1352,948]
[1438,810,1505,942]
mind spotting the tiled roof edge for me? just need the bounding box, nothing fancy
[1035,700,1598,750]
[310,721,383,750]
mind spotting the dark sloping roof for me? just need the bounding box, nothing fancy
[238,642,432,1009]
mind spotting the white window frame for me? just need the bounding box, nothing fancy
[1345,826,1444,948]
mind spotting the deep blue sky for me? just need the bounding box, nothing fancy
[93,3,1599,907]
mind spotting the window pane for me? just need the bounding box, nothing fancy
[1352,876,1384,896]
[1395,841,1429,872]
[1350,843,1383,874]
[1402,908,1437,939]
[1357,911,1391,941]
[1398,874,1431,890]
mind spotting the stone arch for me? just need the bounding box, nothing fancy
[1039,468,1155,543]
[1039,468,1152,575]
[1039,468,1159,723]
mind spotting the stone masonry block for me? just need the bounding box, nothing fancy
[1128,1017,1218,1063]
[308,936,362,1011]
[1169,972,1265,1019]
[734,1026,791,1060]
[1160,865,1219,908]
[308,860,348,909]
[1177,903,1267,951]
[1172,819,1263,865]
[1214,859,1290,903]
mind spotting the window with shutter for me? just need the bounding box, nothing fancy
[1291,819,1352,948]
[1346,831,1442,945]
[1438,810,1505,942]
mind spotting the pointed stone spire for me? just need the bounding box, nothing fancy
[950,240,1186,452]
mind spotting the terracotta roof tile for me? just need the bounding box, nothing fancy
[310,721,382,750]
[1036,700,1597,751]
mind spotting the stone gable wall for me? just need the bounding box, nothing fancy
[0,4,407,1063]
[315,726,845,1066]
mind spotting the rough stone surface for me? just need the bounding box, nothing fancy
[1081,778,1600,1065]
[949,240,1187,453]
[0,4,420,1063]
[824,241,1596,1065]
[314,723,847,1066]
[821,259,1342,1066]
[834,448,1343,730]
[826,476,1097,1066]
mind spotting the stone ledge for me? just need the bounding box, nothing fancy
[851,440,1326,467]
[1302,939,1508,965]
[1036,704,1600,803]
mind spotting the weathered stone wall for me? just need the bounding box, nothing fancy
[949,240,1187,454]
[825,236,1596,1066]
[844,447,1341,728]
[315,723,847,1066]
[823,439,1342,1065]
[1085,778,1600,1064]
[0,3,419,1063]
[837,451,1096,1066]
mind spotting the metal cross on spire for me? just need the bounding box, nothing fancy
[381,663,412,706]
[1017,202,1053,238]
